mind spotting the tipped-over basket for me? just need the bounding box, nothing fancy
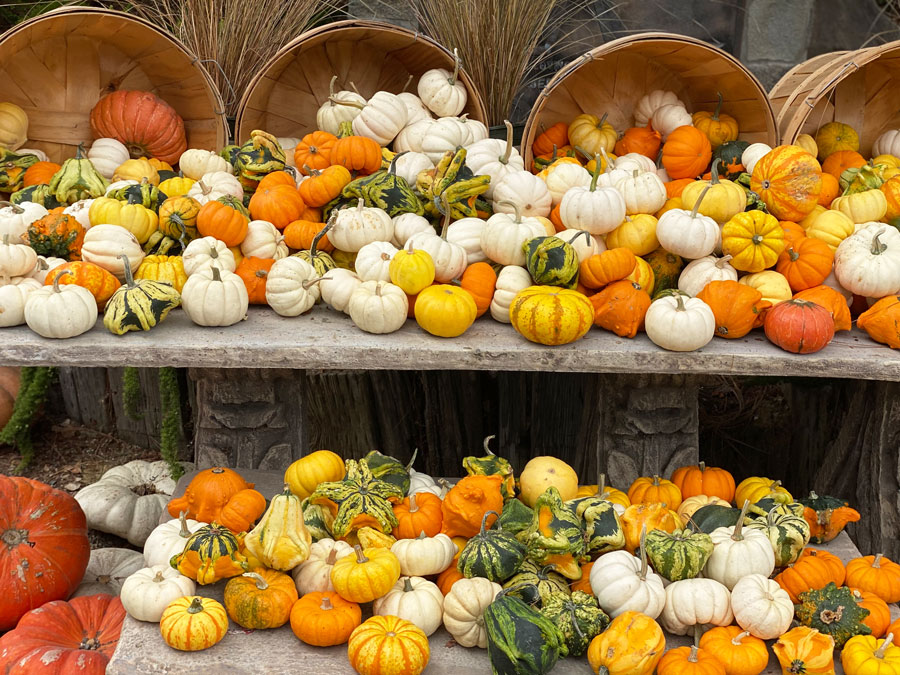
[234,19,488,144]
[521,32,777,165]
[0,7,229,162]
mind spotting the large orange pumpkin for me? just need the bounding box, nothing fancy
[670,461,736,502]
[764,299,834,354]
[248,185,306,230]
[46,261,121,310]
[90,90,187,164]
[661,126,712,179]
[750,146,823,221]
[793,285,852,332]
[589,279,650,338]
[697,280,770,339]
[0,476,91,631]
[858,295,900,348]
[775,237,834,292]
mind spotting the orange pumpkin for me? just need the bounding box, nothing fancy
[235,257,275,305]
[799,548,846,584]
[657,645,725,675]
[290,591,361,646]
[90,90,186,164]
[817,172,840,207]
[661,126,712,180]
[549,204,565,232]
[775,555,840,604]
[627,475,682,509]
[697,280,771,339]
[821,150,866,179]
[589,279,650,338]
[845,554,900,604]
[331,135,381,175]
[46,262,121,310]
[301,206,322,223]
[849,587,891,638]
[793,285,851,332]
[440,474,503,539]
[699,626,768,675]
[750,146,823,221]
[219,489,268,533]
[196,200,249,247]
[858,295,900,348]
[580,248,637,289]
[436,561,464,595]
[28,209,85,260]
[166,467,265,529]
[392,493,443,539]
[666,178,695,198]
[764,298,835,354]
[775,237,834,292]
[889,618,900,642]
[670,461,736,502]
[294,131,337,175]
[570,562,593,594]
[248,185,306,230]
[23,161,61,187]
[781,221,806,247]
[459,263,497,318]
[283,219,334,252]
[532,122,569,157]
[620,502,680,553]
[615,125,662,159]
[298,165,351,208]
[257,171,296,191]
[881,176,900,225]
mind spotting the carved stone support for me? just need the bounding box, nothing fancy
[189,368,307,469]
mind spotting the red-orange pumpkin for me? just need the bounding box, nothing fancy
[764,298,834,354]
[697,280,771,339]
[750,146,823,221]
[775,237,834,292]
[661,126,712,180]
[589,280,651,338]
[90,90,187,164]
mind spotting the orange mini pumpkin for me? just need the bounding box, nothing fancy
[392,492,443,539]
[699,626,768,675]
[257,171,296,191]
[775,237,834,292]
[331,135,381,175]
[620,502,680,553]
[47,261,120,310]
[793,285,852,332]
[818,172,840,207]
[436,559,464,595]
[249,185,306,230]
[298,165,351,208]
[781,221,806,246]
[532,122,569,157]
[697,280,771,339]
[290,591,361,646]
[666,178,695,199]
[459,263,497,318]
[580,248,637,289]
[615,125,662,159]
[661,126,712,180]
[849,587,891,638]
[440,474,503,539]
[283,219,334,252]
[858,295,900,348]
[196,200,249,247]
[845,554,900,604]
[589,279,650,338]
[821,150,866,179]
[627,475,683,509]
[657,645,725,675]
[235,257,275,305]
[570,561,593,595]
[670,461,736,502]
[799,548,846,585]
[23,161,61,187]
[775,555,839,604]
[294,130,337,175]
[750,145,823,221]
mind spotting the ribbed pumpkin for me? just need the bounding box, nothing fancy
[750,146,823,221]
[509,286,594,346]
[800,548,847,584]
[764,298,835,354]
[331,135,382,175]
[330,545,401,604]
[746,508,810,567]
[392,492,443,539]
[224,569,298,629]
[348,615,430,675]
[294,130,337,174]
[459,262,497,317]
[91,90,186,164]
[615,125,662,158]
[159,596,228,651]
[47,261,120,310]
[235,256,275,304]
[657,645,726,675]
[849,587,892,638]
[23,161,61,187]
[196,200,249,247]
[696,280,770,339]
[298,165,351,207]
[661,126,712,179]
[776,237,834,292]
[170,522,249,584]
[580,248,637,289]
[290,591,361,646]
[249,185,306,230]
[722,210,786,273]
[158,196,201,241]
[284,219,333,252]
[135,255,187,293]
[670,462,736,502]
[457,510,525,582]
[776,554,843,603]
[699,626,768,675]
[628,475,682,509]
[846,554,900,604]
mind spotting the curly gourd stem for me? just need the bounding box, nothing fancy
[483,434,496,456]
[479,510,500,535]
[568,601,586,639]
[388,151,407,177]
[405,447,418,471]
[242,572,269,590]
[500,120,514,165]
[449,48,461,85]
[690,184,713,219]
[566,230,591,249]
[638,525,649,580]
[311,210,338,259]
[732,499,752,541]
[495,200,522,224]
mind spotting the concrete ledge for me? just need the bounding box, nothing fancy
[1,306,897,381]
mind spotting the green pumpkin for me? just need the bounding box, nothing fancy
[111,178,167,212]
[10,184,63,209]
[463,435,516,500]
[236,130,286,193]
[497,498,533,536]
[484,589,569,675]
[746,507,809,567]
[643,528,713,581]
[539,590,609,656]
[795,582,871,648]
[48,144,108,204]
[643,248,683,296]
[518,487,586,580]
[0,148,38,192]
[361,448,416,496]
[458,511,526,582]
[308,459,403,538]
[337,153,424,217]
[103,255,181,335]
[502,560,569,606]
[685,504,743,534]
[567,495,625,556]
[523,236,579,289]
[219,145,240,169]
[300,498,335,541]
[713,140,749,180]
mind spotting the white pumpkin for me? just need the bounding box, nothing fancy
[105,179,138,196]
[480,205,546,266]
[24,276,97,338]
[265,257,321,316]
[28,256,66,284]
[442,577,502,648]
[705,506,776,591]
[88,138,130,180]
[741,143,773,175]
[391,213,433,248]
[74,459,179,546]
[678,255,738,296]
[394,120,434,154]
[182,236,236,276]
[64,200,94,231]
[292,538,355,595]
[352,91,408,146]
[652,104,692,139]
[406,230,467,282]
[391,533,457,576]
[420,117,469,164]
[317,76,367,135]
[179,149,231,181]
[0,277,41,327]
[656,191,720,259]
[348,280,408,334]
[490,266,532,323]
[142,513,205,568]
[320,268,362,314]
[822,269,853,303]
[392,151,434,186]
[447,217,487,264]
[544,162,592,206]
[492,172,552,218]
[659,578,734,635]
[615,170,667,215]
[464,121,525,199]
[0,202,46,242]
[873,130,900,158]
[0,235,37,278]
[330,199,394,253]
[559,182,626,235]
[241,220,288,260]
[614,153,657,174]
[80,225,144,280]
[408,470,449,498]
[834,225,900,297]
[590,548,665,619]
[187,171,243,204]
[278,137,301,167]
[396,92,432,125]
[120,565,196,622]
[355,241,398,282]
[645,295,716,352]
[461,117,489,145]
[730,573,793,640]
[72,547,145,597]
[634,90,684,127]
[557,229,605,262]
[373,576,444,636]
[181,266,248,327]
[418,54,468,117]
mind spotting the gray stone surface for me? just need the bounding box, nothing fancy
[1,307,897,381]
[741,0,816,89]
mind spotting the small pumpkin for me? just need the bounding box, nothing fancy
[670,461,736,502]
[620,502,681,553]
[159,596,227,651]
[699,626,769,675]
[196,199,249,247]
[661,125,712,180]
[294,130,337,174]
[628,475,683,509]
[850,588,892,638]
[510,285,594,346]
[846,554,900,604]
[580,247,636,289]
[330,544,401,603]
[776,237,834,292]
[745,506,810,567]
[484,588,569,675]
[795,582,872,647]
[657,644,726,675]
[392,492,443,539]
[224,569,298,629]
[589,279,651,338]
[289,590,361,646]
[750,145,823,221]
[457,510,526,582]
[841,633,900,675]
[764,298,835,354]
[798,491,861,543]
[722,210,786,273]
[440,474,504,538]
[170,522,249,585]
[773,626,836,675]
[586,610,666,675]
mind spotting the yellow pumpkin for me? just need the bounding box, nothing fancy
[606,214,659,256]
[158,176,196,197]
[680,160,746,225]
[519,455,579,506]
[722,211,786,273]
[794,134,819,157]
[799,205,827,230]
[348,615,430,675]
[330,545,401,603]
[692,94,739,149]
[587,610,666,675]
[414,284,478,338]
[734,476,793,506]
[509,286,594,346]
[160,596,228,651]
[625,256,655,293]
[568,113,617,157]
[773,626,835,675]
[0,102,28,150]
[113,157,160,185]
[284,450,345,500]
[135,255,187,293]
[832,190,888,224]
[656,197,683,219]
[243,486,312,571]
[815,122,859,160]
[842,633,900,675]
[576,475,631,508]
[738,271,792,306]
[389,243,435,295]
[806,209,855,251]
[677,495,731,522]
[88,196,159,244]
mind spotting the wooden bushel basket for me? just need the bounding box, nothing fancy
[0,7,229,163]
[769,50,850,135]
[521,33,777,166]
[773,42,900,157]
[235,20,488,144]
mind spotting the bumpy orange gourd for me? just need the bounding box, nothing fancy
[290,591,361,646]
[298,165,351,207]
[697,280,771,339]
[249,185,306,230]
[580,248,637,289]
[858,296,900,348]
[224,569,298,629]
[392,492,443,539]
[91,90,187,164]
[294,131,337,174]
[440,474,503,538]
[459,263,497,318]
[627,475,683,509]
[750,146,823,221]
[670,461,736,502]
[28,210,85,260]
[661,126,712,180]
[794,285,852,332]
[47,261,121,310]
[657,645,726,675]
[348,615,430,675]
[236,256,276,305]
[699,626,769,675]
[776,237,834,292]
[196,200,249,246]
[773,627,835,675]
[589,280,650,338]
[846,554,900,604]
[620,503,680,553]
[167,467,266,531]
[587,610,666,675]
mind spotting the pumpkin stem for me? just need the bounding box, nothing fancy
[402,73,414,93]
[439,194,452,238]
[809,490,819,500]
[674,294,687,312]
[152,570,166,582]
[0,201,24,213]
[876,633,895,658]
[710,158,722,185]
[320,595,334,611]
[325,548,339,565]
[495,200,522,224]
[588,153,604,192]
[178,511,191,538]
[715,255,733,269]
[117,253,137,287]
[596,472,607,498]
[312,210,337,259]
[405,447,418,471]
[598,112,609,129]
[479,510,500,535]
[638,525,649,580]
[50,269,73,292]
[819,605,844,625]
[732,630,751,645]
[500,120,514,165]
[652,474,661,486]
[352,544,369,564]
[449,48,461,85]
[690,184,713,219]
[302,277,325,291]
[328,91,366,110]
[327,75,339,101]
[242,571,268,590]
[408,493,418,513]
[186,596,205,614]
[874,553,883,568]
[712,92,723,121]
[303,164,321,177]
[766,507,778,528]
[403,577,414,592]
[732,499,751,541]
[210,266,223,283]
[699,461,706,472]
[687,645,700,664]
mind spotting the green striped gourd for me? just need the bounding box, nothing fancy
[567,494,625,555]
[300,498,335,541]
[362,448,416,495]
[484,588,569,675]
[518,487,586,580]
[497,498,534,536]
[462,435,516,500]
[746,507,810,567]
[103,255,181,335]
[523,236,579,289]
[502,560,569,606]
[643,528,713,581]
[539,590,609,656]
[458,510,525,582]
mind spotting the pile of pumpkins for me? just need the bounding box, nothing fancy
[2,81,900,353]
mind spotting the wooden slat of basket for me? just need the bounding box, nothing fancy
[770,51,847,111]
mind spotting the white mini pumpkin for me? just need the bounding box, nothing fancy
[614,153,657,174]
[348,280,408,334]
[615,170,667,215]
[241,220,288,260]
[678,255,738,296]
[659,578,734,635]
[396,92,433,125]
[390,214,433,249]
[0,202,47,242]
[392,151,434,186]
[187,171,243,204]
[0,276,41,327]
[0,235,36,279]
[420,117,469,164]
[492,171,552,218]
[460,116,489,145]
[120,565,196,622]
[352,91,409,146]
[873,130,900,158]
[278,138,301,167]
[442,577,501,648]
[292,538,355,595]
[317,76,367,135]
[265,257,321,316]
[179,149,231,181]
[355,241,398,282]
[80,225,144,280]
[393,120,434,154]
[447,217,487,264]
[490,266,532,323]
[834,225,900,297]
[72,547,144,598]
[418,54,468,117]
[634,90,684,127]
[24,274,98,338]
[730,573,793,640]
[464,121,525,199]
[480,204,546,266]
[656,187,720,259]
[408,469,450,498]
[182,236,236,276]
[544,162,592,206]
[143,513,205,568]
[559,181,626,235]
[652,104,692,139]
[330,199,394,252]
[320,268,362,314]
[741,143,773,175]
[705,505,776,591]
[88,138,130,180]
[406,229,467,282]
[28,256,66,284]
[63,200,94,231]
[558,229,605,262]
[644,294,715,352]
[590,548,665,619]
[373,576,444,636]
[391,533,457,577]
[181,266,248,327]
